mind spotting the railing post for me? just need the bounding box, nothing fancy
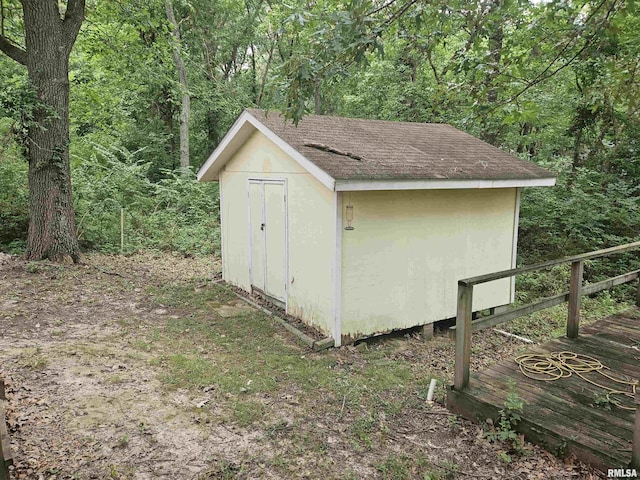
[636,277,640,308]
[633,387,640,469]
[567,260,584,339]
[454,282,473,390]
[0,380,10,480]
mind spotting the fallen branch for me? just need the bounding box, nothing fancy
[303,142,363,161]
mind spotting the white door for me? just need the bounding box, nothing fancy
[248,180,287,303]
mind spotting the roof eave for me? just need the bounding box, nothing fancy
[334,177,557,191]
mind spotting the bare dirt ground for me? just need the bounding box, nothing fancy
[0,252,605,479]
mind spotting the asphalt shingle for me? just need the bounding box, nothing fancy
[247,108,554,181]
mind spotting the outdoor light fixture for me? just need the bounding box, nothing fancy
[345,204,355,231]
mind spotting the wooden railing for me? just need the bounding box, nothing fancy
[634,389,640,469]
[0,380,12,480]
[452,240,640,391]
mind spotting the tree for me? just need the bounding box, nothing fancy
[0,0,85,262]
[165,0,190,168]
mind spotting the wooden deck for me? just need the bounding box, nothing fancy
[447,308,640,471]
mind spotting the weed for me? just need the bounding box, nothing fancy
[106,375,124,384]
[350,413,377,449]
[555,438,569,458]
[264,419,292,438]
[115,435,129,448]
[21,345,48,370]
[593,392,615,410]
[438,460,461,479]
[25,261,41,273]
[447,414,459,430]
[485,382,526,455]
[104,463,135,479]
[497,451,512,463]
[198,459,243,480]
[376,455,410,480]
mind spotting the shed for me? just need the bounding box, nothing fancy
[198,109,556,346]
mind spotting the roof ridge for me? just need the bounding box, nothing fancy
[246,108,447,127]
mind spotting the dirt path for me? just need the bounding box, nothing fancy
[0,253,604,479]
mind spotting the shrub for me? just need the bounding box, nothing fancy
[72,144,220,255]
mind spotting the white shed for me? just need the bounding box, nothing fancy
[198,109,555,346]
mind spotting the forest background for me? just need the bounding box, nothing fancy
[0,0,638,287]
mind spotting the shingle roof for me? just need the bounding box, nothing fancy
[247,108,553,181]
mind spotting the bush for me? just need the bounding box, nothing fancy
[519,160,640,265]
[0,145,29,251]
[73,144,220,255]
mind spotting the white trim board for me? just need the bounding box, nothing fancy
[510,187,522,303]
[333,191,343,346]
[198,111,335,191]
[219,173,227,282]
[334,177,556,191]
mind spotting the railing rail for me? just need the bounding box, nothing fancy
[453,240,640,391]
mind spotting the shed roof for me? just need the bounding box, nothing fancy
[198,109,556,191]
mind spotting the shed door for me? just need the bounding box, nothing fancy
[249,180,287,303]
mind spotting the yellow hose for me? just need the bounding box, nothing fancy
[514,351,638,411]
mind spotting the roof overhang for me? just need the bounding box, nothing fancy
[198,110,557,192]
[197,110,336,190]
[335,177,557,191]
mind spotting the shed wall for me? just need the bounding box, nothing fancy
[339,188,517,340]
[220,131,335,335]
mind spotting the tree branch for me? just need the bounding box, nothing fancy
[62,0,85,53]
[0,34,26,64]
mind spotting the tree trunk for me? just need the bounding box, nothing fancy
[480,0,504,146]
[0,0,85,262]
[166,0,190,168]
[313,78,322,115]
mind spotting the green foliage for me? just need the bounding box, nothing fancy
[593,392,615,410]
[0,155,28,250]
[72,144,220,255]
[1,0,639,269]
[519,161,640,270]
[485,384,526,457]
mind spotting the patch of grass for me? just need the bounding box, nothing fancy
[376,455,411,480]
[376,454,436,480]
[25,261,42,274]
[198,459,245,480]
[231,400,266,427]
[160,354,222,390]
[103,463,136,479]
[147,283,235,309]
[131,339,154,352]
[20,346,48,370]
[106,375,124,384]
[350,413,377,449]
[264,419,293,439]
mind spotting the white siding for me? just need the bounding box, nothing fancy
[339,189,516,341]
[219,131,335,335]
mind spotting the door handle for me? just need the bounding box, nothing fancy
[260,223,265,231]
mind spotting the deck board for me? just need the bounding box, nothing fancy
[447,307,639,472]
